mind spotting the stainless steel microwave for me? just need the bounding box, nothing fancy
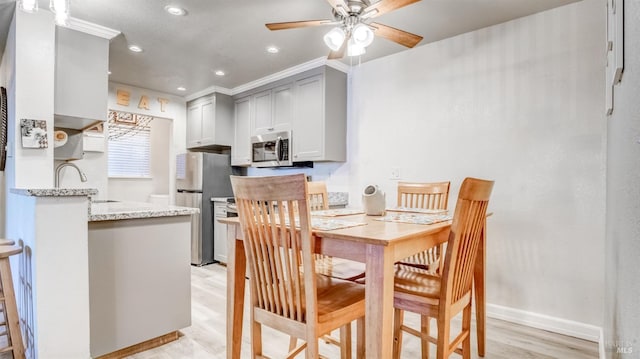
[251,131,292,167]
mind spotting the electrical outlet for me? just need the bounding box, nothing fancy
[390,167,400,180]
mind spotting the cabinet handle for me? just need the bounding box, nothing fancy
[268,127,274,131]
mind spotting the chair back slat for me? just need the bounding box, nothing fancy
[397,181,451,270]
[440,178,494,304]
[397,181,450,210]
[307,181,330,211]
[232,174,315,323]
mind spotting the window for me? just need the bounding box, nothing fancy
[107,111,153,178]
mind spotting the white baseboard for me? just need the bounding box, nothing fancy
[486,303,602,343]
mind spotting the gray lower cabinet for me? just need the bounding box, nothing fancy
[213,201,228,263]
[88,216,191,357]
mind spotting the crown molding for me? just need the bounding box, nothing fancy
[326,59,350,74]
[66,17,120,40]
[184,57,351,100]
[230,57,350,96]
[185,86,233,102]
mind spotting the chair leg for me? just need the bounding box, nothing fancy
[462,304,472,359]
[289,336,298,352]
[305,336,319,359]
[251,318,262,358]
[356,317,365,359]
[436,313,451,359]
[393,309,403,359]
[421,315,430,359]
[339,323,352,359]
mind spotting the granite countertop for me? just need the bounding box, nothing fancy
[89,201,199,222]
[327,192,348,207]
[11,188,99,197]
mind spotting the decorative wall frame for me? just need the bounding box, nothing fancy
[0,87,7,171]
[20,119,48,149]
[606,0,624,115]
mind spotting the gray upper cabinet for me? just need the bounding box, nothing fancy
[233,66,346,164]
[271,83,294,133]
[187,93,234,149]
[232,96,252,166]
[252,90,272,134]
[292,68,346,162]
[251,83,293,135]
[54,27,109,130]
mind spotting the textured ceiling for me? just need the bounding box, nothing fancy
[1,0,581,96]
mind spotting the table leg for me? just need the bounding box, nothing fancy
[365,244,395,359]
[227,230,246,359]
[473,222,486,357]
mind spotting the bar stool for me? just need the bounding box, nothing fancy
[0,244,25,358]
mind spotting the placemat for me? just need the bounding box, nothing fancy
[311,208,365,217]
[311,218,367,231]
[387,206,448,215]
[280,217,367,231]
[374,213,452,225]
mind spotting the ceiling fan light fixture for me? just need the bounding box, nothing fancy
[50,0,70,26]
[352,23,374,47]
[17,0,38,13]
[323,27,346,52]
[347,38,366,57]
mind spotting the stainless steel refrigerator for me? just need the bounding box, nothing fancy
[176,152,237,265]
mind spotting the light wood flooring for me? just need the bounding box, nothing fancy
[122,264,598,359]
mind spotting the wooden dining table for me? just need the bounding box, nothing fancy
[220,213,487,359]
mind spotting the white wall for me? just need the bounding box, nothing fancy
[336,0,605,329]
[605,0,640,356]
[107,83,186,203]
[9,10,55,189]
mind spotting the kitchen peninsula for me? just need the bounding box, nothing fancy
[9,188,197,358]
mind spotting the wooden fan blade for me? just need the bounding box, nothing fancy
[326,0,350,16]
[266,20,332,31]
[371,22,423,48]
[363,0,421,18]
[327,39,348,60]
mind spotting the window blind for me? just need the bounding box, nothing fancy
[108,122,151,178]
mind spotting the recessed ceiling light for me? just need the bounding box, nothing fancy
[266,46,279,54]
[164,5,187,16]
[215,70,225,76]
[128,45,143,53]
[177,87,186,91]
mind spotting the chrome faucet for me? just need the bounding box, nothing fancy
[55,162,88,188]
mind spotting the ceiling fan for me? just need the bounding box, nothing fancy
[266,0,424,59]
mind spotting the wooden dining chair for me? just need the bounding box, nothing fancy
[392,177,494,359]
[231,174,366,359]
[396,181,451,273]
[307,181,366,282]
